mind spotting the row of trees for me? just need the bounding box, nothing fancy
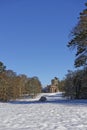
[0,61,42,101]
[59,68,87,99]
[60,3,87,99]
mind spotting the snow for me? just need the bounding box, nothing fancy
[0,92,87,130]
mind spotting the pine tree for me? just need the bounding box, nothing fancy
[68,3,87,67]
[0,61,6,73]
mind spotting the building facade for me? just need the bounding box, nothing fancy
[46,77,59,93]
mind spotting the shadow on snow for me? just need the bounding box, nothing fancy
[8,93,87,106]
[9,99,87,106]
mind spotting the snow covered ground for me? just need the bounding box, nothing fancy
[0,92,87,130]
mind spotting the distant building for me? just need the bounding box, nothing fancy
[46,77,59,93]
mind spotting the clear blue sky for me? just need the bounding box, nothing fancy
[0,0,86,86]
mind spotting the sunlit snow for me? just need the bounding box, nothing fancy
[0,92,87,130]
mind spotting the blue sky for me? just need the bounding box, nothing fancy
[0,0,86,86]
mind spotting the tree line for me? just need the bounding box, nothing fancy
[59,3,87,99]
[59,68,87,99]
[0,61,42,101]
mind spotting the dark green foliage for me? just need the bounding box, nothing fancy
[68,3,87,67]
[58,80,65,92]
[0,61,6,73]
[63,68,87,99]
[66,3,87,99]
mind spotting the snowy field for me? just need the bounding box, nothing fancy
[0,92,87,130]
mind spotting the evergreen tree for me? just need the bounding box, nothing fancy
[0,61,6,73]
[68,3,87,67]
